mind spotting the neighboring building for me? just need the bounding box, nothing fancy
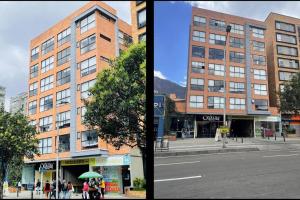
[184,7,281,138]
[0,86,5,108]
[265,13,300,136]
[130,1,146,43]
[23,1,143,194]
[10,92,28,114]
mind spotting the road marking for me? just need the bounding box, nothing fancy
[154,160,201,167]
[263,153,299,158]
[155,151,247,159]
[154,175,202,182]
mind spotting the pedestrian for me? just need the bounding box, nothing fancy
[66,181,74,199]
[82,179,89,199]
[49,179,56,199]
[99,178,105,199]
[36,179,41,195]
[17,181,22,193]
[88,178,97,200]
[44,180,51,199]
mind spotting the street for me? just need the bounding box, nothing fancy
[155,145,300,198]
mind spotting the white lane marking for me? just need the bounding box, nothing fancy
[263,153,299,158]
[154,175,202,182]
[155,151,247,159]
[154,160,201,167]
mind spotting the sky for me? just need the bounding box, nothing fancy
[0,1,131,111]
[154,1,300,87]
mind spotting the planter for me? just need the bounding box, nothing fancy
[8,187,17,193]
[125,189,146,199]
[168,135,176,141]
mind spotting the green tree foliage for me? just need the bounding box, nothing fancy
[0,107,39,198]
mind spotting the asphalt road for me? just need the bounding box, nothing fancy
[155,147,300,199]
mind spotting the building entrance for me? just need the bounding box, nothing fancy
[230,119,253,137]
[197,121,222,138]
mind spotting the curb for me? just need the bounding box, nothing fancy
[154,147,260,157]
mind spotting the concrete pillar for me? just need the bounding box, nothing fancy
[194,117,197,139]
[253,118,256,138]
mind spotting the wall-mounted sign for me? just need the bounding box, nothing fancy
[91,155,131,167]
[154,95,165,116]
[39,162,54,170]
[61,159,92,166]
[196,115,223,122]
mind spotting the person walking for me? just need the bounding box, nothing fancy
[66,181,74,199]
[88,178,97,200]
[49,179,56,199]
[44,180,51,199]
[61,179,68,199]
[17,181,22,194]
[36,179,41,195]
[82,179,89,199]
[99,178,105,199]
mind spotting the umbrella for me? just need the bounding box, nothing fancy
[78,171,103,179]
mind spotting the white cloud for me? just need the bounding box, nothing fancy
[154,70,167,79]
[184,1,230,11]
[179,81,187,87]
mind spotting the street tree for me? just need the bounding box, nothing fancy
[0,107,39,199]
[83,42,146,177]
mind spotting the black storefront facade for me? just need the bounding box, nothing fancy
[195,114,224,138]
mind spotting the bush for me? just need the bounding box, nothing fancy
[133,178,145,190]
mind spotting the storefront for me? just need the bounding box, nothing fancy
[195,114,223,138]
[254,115,281,137]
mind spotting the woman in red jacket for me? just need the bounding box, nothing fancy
[44,180,51,199]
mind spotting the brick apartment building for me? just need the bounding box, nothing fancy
[22,1,143,194]
[130,1,146,43]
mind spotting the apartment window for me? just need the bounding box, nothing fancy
[80,13,95,34]
[57,68,70,86]
[56,88,70,106]
[57,47,71,66]
[137,8,146,29]
[80,34,96,54]
[193,16,206,26]
[138,33,146,42]
[229,82,245,93]
[278,58,299,69]
[81,130,98,149]
[59,134,70,152]
[208,80,224,92]
[279,84,285,92]
[254,69,267,80]
[41,37,54,55]
[40,95,53,112]
[230,66,244,78]
[57,111,70,128]
[230,98,245,110]
[229,23,244,35]
[254,84,267,95]
[80,56,96,77]
[193,31,205,42]
[209,19,226,31]
[254,99,268,111]
[38,138,52,154]
[253,55,266,65]
[275,21,295,33]
[136,1,144,5]
[190,78,204,91]
[208,96,225,109]
[209,34,226,45]
[81,106,87,122]
[81,79,96,99]
[276,33,296,44]
[253,41,265,52]
[29,82,38,97]
[277,45,298,56]
[118,31,133,46]
[31,47,39,61]
[57,27,71,46]
[191,61,205,74]
[192,46,205,58]
[28,100,37,115]
[252,28,264,38]
[230,51,244,63]
[230,37,244,48]
[39,116,53,132]
[279,71,296,81]
[209,48,224,60]
[30,64,38,79]
[40,75,54,92]
[189,95,203,108]
[208,64,224,76]
[41,56,54,73]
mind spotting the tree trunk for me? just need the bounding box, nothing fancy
[0,161,8,199]
[140,147,146,181]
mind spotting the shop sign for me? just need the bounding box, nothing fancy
[39,162,54,170]
[197,115,223,121]
[92,155,131,167]
[154,95,165,116]
[61,159,90,166]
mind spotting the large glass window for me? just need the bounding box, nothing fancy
[277,45,298,56]
[56,88,70,106]
[38,138,52,154]
[190,78,204,91]
[41,56,54,73]
[254,99,268,111]
[208,96,225,109]
[254,69,267,80]
[229,23,244,35]
[253,55,266,65]
[31,46,39,61]
[276,33,296,44]
[41,37,54,55]
[80,34,96,54]
[59,134,70,152]
[57,68,70,86]
[40,75,54,92]
[209,33,226,45]
[193,16,206,26]
[279,71,296,81]
[278,58,299,69]
[28,100,37,115]
[39,116,52,132]
[118,31,133,46]
[276,21,295,33]
[57,27,71,46]
[230,37,244,48]
[81,79,96,99]
[230,66,245,78]
[253,41,265,52]
[137,8,146,29]
[81,130,98,149]
[208,64,224,76]
[209,48,224,60]
[208,80,224,92]
[230,98,245,110]
[57,47,71,66]
[229,82,245,93]
[40,95,53,112]
[192,46,205,58]
[138,33,146,42]
[230,51,244,63]
[57,111,70,128]
[30,64,38,79]
[80,56,96,77]
[29,82,38,97]
[191,61,205,74]
[80,13,95,34]
[254,84,267,95]
[189,95,203,108]
[252,28,264,38]
[193,31,205,42]
[209,19,226,31]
